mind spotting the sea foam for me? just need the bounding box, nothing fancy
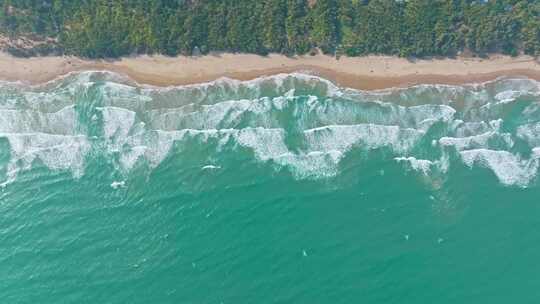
[0,72,539,186]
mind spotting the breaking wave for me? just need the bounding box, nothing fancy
[0,71,539,187]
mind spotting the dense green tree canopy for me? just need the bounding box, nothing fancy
[0,0,538,58]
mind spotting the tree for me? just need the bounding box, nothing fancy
[311,0,339,54]
[262,0,287,52]
[1,0,537,59]
[286,0,309,54]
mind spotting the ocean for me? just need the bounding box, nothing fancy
[1,72,540,303]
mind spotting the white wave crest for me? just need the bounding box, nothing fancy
[1,71,539,186]
[517,122,540,147]
[460,149,539,187]
[395,157,435,175]
[1,133,90,181]
[0,106,77,135]
[304,124,423,154]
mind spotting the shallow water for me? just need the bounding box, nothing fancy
[1,72,540,303]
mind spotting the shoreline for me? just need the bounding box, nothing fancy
[1,53,539,90]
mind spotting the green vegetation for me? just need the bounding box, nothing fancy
[1,0,539,58]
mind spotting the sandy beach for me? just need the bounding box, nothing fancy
[0,52,539,90]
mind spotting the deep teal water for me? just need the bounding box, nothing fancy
[1,72,540,303]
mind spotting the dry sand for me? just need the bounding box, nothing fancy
[0,52,539,90]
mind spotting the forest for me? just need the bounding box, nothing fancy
[0,0,539,58]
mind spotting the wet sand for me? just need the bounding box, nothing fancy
[0,52,539,90]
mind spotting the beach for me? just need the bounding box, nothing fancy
[3,51,540,304]
[0,52,539,90]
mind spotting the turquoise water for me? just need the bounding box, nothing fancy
[1,72,540,303]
